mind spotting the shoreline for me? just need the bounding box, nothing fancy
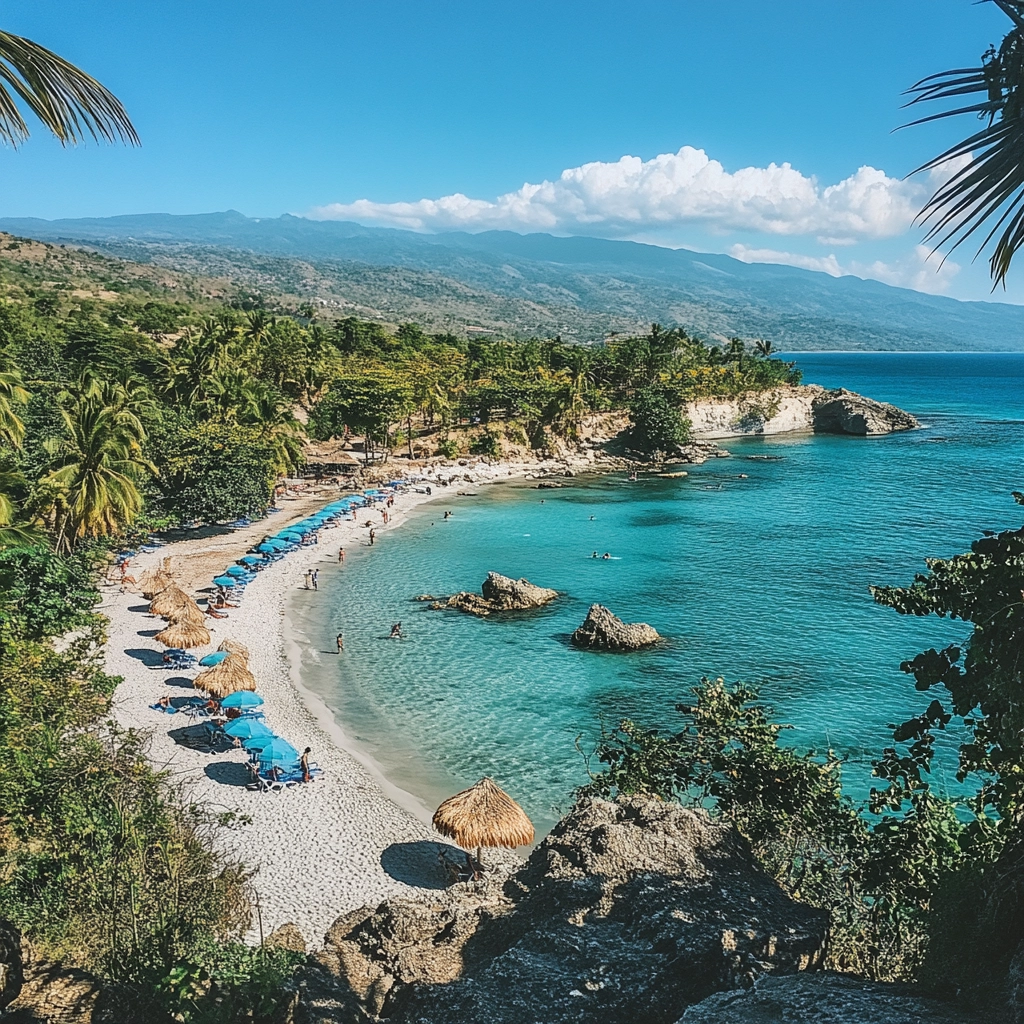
[100,458,582,947]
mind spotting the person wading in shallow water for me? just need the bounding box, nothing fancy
[338,546,345,563]
[336,632,344,653]
[369,528,376,545]
[312,569,319,591]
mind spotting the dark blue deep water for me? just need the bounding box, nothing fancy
[291,353,1024,833]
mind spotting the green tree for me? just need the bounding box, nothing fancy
[311,370,413,463]
[149,417,279,525]
[625,385,690,457]
[44,379,153,552]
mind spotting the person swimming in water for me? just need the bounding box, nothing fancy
[591,551,598,558]
[602,552,611,559]
[389,622,404,639]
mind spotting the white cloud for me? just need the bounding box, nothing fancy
[309,146,924,241]
[730,243,959,294]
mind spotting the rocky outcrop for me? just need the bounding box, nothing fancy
[5,958,100,1024]
[445,572,558,616]
[811,389,919,436]
[679,972,975,1024]
[571,604,661,651]
[302,796,827,1023]
[684,385,918,439]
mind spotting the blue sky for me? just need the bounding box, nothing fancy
[1,1,1017,301]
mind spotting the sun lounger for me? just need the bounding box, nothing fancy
[149,702,178,714]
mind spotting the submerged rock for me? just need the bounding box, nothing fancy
[571,603,661,651]
[679,972,974,1024]
[445,572,558,616]
[673,440,732,463]
[304,795,827,1024]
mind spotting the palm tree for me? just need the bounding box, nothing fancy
[0,368,28,446]
[239,388,305,476]
[46,379,153,552]
[906,1,1024,285]
[755,339,774,358]
[0,31,137,146]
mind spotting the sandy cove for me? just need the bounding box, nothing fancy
[99,459,577,948]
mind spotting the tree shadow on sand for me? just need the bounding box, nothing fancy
[381,840,466,890]
[128,604,153,613]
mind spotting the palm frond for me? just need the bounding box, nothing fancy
[0,30,138,146]
[903,2,1024,285]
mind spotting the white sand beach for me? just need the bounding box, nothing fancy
[99,460,563,947]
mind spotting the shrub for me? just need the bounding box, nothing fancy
[469,430,502,457]
[436,437,461,459]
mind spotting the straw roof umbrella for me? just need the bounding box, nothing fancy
[150,585,191,618]
[218,639,250,661]
[194,653,256,699]
[154,621,211,649]
[138,568,173,599]
[432,777,534,872]
[166,599,206,627]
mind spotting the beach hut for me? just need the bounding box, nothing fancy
[193,653,255,698]
[432,777,534,872]
[218,638,250,660]
[149,585,191,618]
[154,621,211,649]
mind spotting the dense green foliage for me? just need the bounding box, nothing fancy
[625,385,691,456]
[583,493,1024,989]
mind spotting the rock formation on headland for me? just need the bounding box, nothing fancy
[570,603,661,651]
[683,385,919,439]
[445,571,558,616]
[300,796,828,1023]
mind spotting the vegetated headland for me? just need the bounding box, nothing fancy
[0,231,1019,1022]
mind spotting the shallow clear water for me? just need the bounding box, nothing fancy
[290,353,1024,834]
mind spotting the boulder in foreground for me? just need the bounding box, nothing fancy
[571,603,661,651]
[445,571,558,616]
[679,972,975,1024]
[305,795,828,1023]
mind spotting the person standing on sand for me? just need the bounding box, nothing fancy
[301,747,312,782]
[304,570,312,589]
[369,528,376,545]
[338,546,345,563]
[336,632,344,653]
[312,569,319,591]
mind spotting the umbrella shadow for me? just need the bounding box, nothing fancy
[167,725,226,753]
[204,761,252,787]
[128,604,152,613]
[137,628,160,638]
[380,840,467,890]
[165,676,196,689]
[124,648,163,667]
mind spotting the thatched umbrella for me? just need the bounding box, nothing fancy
[139,568,174,599]
[432,777,534,872]
[154,621,211,649]
[218,639,250,661]
[150,585,191,618]
[194,653,256,699]
[166,599,206,627]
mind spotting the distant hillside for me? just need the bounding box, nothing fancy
[2,211,1024,349]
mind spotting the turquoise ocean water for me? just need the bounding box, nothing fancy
[288,353,1024,834]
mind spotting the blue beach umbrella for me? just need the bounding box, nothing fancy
[257,737,300,769]
[213,575,237,588]
[242,734,274,752]
[221,690,264,709]
[199,651,229,667]
[224,717,273,741]
[276,531,302,541]
[239,555,263,566]
[225,565,249,577]
[256,543,279,554]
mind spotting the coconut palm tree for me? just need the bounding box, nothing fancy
[755,339,774,358]
[0,368,28,447]
[0,30,137,146]
[906,1,1024,285]
[46,380,154,552]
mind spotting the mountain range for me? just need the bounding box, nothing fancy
[2,210,1022,350]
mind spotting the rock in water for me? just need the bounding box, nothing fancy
[571,603,661,651]
[306,796,827,1024]
[811,389,918,436]
[446,572,558,616]
[679,972,975,1024]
